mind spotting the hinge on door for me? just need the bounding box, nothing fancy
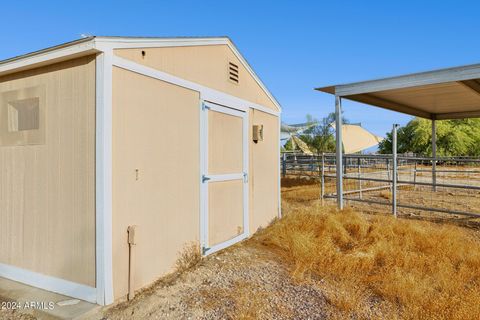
[202,246,210,255]
[243,172,248,183]
[201,103,210,111]
[202,175,211,183]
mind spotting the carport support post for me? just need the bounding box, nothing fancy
[392,124,399,218]
[335,95,344,209]
[432,118,437,192]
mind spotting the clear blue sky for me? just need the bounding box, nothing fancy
[2,1,480,138]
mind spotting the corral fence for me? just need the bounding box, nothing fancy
[281,151,480,218]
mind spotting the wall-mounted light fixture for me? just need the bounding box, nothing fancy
[252,124,263,143]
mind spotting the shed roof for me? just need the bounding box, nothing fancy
[0,36,281,112]
[316,63,480,120]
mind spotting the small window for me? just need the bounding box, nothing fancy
[0,86,45,146]
[8,97,40,132]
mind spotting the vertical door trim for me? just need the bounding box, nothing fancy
[199,101,249,255]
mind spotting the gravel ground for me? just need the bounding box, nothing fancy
[0,297,36,320]
[101,243,329,320]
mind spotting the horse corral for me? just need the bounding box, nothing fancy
[282,152,480,226]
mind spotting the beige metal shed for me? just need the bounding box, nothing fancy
[0,36,281,305]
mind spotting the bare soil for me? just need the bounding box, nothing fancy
[100,243,330,320]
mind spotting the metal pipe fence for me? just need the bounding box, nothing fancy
[281,151,480,218]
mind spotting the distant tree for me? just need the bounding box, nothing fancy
[378,118,480,156]
[283,137,294,151]
[298,112,349,154]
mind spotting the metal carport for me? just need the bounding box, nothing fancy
[316,62,480,209]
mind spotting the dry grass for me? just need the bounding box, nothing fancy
[378,190,391,200]
[104,242,202,316]
[175,242,202,274]
[255,200,480,319]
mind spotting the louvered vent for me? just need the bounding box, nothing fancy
[228,62,239,84]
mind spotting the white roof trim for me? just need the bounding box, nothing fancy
[0,36,281,112]
[94,37,281,112]
[0,39,98,77]
[317,62,480,97]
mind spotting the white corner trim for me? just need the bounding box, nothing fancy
[112,55,279,117]
[0,262,97,303]
[0,41,98,77]
[95,51,114,306]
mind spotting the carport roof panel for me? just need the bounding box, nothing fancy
[316,63,480,120]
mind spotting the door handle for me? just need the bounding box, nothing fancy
[202,175,211,183]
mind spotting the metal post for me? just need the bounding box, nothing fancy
[413,161,417,190]
[282,153,287,178]
[321,153,325,205]
[432,118,437,192]
[335,96,343,209]
[357,157,362,199]
[387,159,391,192]
[392,124,399,218]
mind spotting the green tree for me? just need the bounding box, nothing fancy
[283,137,295,151]
[378,118,480,156]
[298,113,348,154]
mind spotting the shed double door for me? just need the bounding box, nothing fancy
[201,102,249,255]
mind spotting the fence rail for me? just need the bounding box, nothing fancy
[281,152,480,218]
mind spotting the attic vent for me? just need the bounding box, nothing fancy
[228,62,239,84]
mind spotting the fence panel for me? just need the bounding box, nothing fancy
[281,152,480,218]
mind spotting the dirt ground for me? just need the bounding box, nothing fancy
[0,306,35,320]
[99,243,331,320]
[97,178,480,320]
[3,176,480,320]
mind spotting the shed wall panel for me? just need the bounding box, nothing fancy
[114,45,278,111]
[112,67,200,299]
[249,110,280,232]
[0,56,96,286]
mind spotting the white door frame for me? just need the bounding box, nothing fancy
[200,101,249,255]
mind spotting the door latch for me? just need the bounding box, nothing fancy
[202,175,211,183]
[243,172,248,183]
